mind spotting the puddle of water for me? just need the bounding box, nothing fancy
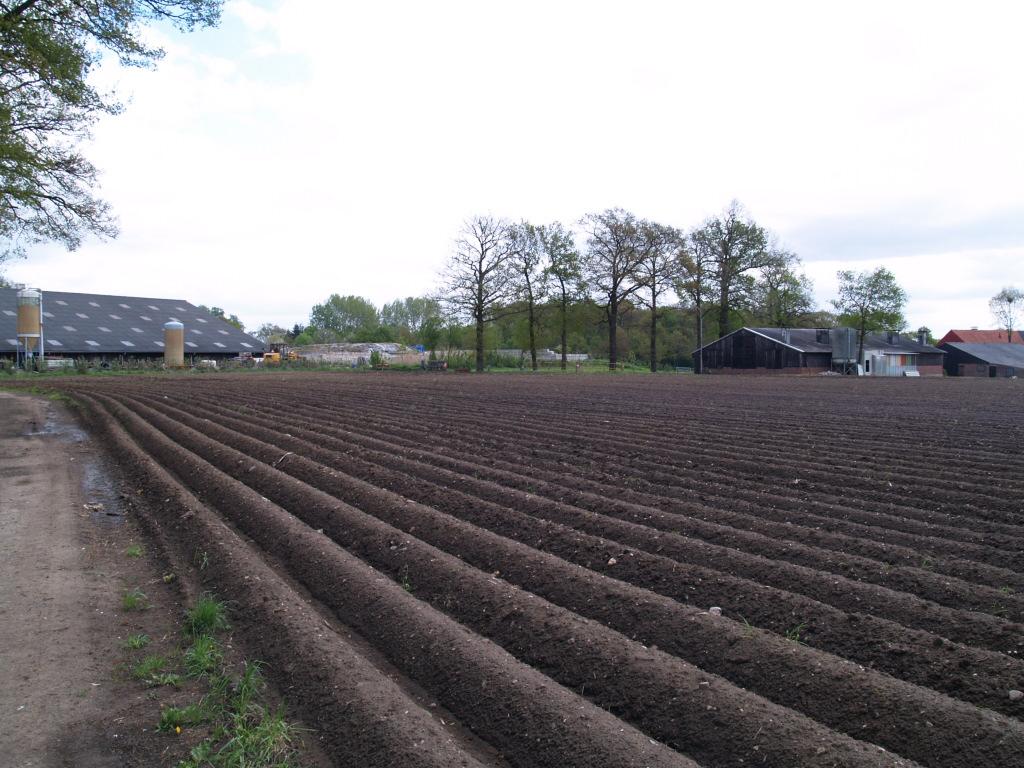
[21,407,89,443]
[25,403,125,526]
[81,455,124,527]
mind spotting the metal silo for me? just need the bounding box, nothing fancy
[164,321,185,367]
[16,288,44,367]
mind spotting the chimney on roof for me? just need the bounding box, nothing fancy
[781,328,791,344]
[916,328,928,346]
[887,330,900,344]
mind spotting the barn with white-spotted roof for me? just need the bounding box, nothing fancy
[0,287,261,363]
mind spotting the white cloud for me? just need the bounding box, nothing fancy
[8,0,1024,335]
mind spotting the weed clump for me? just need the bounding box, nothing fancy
[185,634,223,677]
[122,588,149,611]
[185,594,230,636]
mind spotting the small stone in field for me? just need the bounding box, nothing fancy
[607,557,617,566]
[709,607,722,616]
[1010,689,1023,701]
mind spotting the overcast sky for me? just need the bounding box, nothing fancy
[7,0,1024,334]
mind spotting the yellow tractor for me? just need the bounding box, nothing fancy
[263,341,297,365]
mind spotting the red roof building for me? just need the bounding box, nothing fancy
[938,329,1024,344]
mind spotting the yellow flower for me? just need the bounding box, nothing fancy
[175,726,181,734]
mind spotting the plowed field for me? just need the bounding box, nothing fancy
[50,373,1024,767]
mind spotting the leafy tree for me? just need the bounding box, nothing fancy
[581,208,646,370]
[292,330,315,346]
[438,215,518,372]
[0,0,222,254]
[309,294,379,340]
[989,286,1023,342]
[693,201,773,336]
[419,315,442,352]
[254,322,289,343]
[197,304,244,331]
[749,251,817,327]
[634,221,679,372]
[508,221,546,370]
[537,222,584,370]
[832,267,907,364]
[380,296,441,343]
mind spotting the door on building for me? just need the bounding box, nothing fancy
[989,366,997,378]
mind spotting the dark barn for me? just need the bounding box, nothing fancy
[939,342,1024,377]
[694,328,833,374]
[695,327,944,375]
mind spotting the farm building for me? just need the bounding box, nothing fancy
[693,327,945,376]
[0,287,262,365]
[938,342,1024,377]
[938,328,1024,344]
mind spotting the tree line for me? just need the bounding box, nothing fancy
[435,203,916,372]
[255,202,925,372]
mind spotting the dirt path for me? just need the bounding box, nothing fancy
[0,392,127,766]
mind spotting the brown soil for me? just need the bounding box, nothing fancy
[7,373,1024,767]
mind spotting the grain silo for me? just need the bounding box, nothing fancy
[163,321,184,367]
[16,287,43,367]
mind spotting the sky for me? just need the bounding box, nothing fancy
[6,0,1024,334]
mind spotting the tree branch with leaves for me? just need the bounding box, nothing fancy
[0,0,222,255]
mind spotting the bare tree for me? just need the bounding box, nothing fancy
[675,232,715,373]
[438,216,518,372]
[581,209,645,370]
[539,222,584,370]
[508,222,546,370]
[635,222,679,372]
[990,286,1024,342]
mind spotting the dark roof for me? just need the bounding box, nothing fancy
[0,288,262,355]
[748,327,832,352]
[858,331,944,355]
[695,327,944,356]
[940,342,1024,367]
[939,329,1024,344]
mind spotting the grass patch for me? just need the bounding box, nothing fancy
[185,594,230,636]
[185,635,223,677]
[122,588,149,611]
[125,595,306,765]
[132,654,169,681]
[124,633,150,650]
[785,622,808,644]
[180,662,305,767]
[158,703,206,733]
[125,544,143,558]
